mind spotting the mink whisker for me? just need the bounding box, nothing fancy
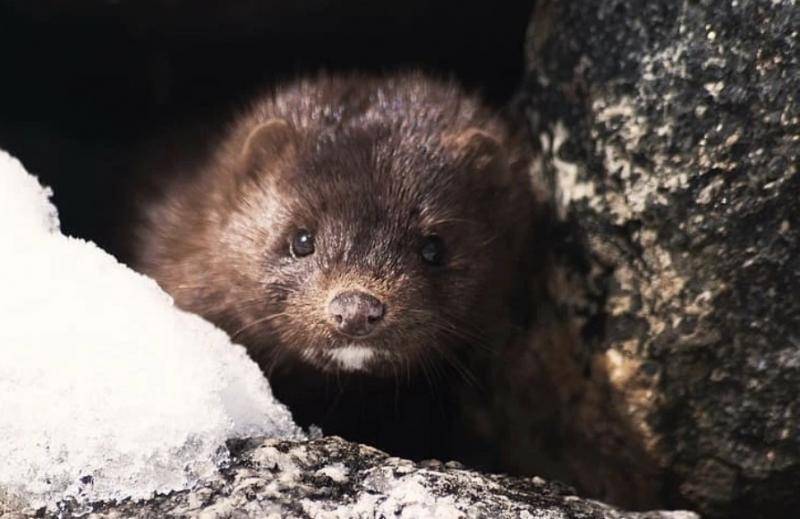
[231,312,291,339]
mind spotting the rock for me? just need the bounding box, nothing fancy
[31,437,695,518]
[509,0,800,517]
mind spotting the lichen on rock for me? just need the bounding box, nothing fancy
[511,0,800,516]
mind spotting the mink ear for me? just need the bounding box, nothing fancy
[240,118,298,170]
[443,128,504,174]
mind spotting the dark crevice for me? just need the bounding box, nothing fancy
[0,0,536,256]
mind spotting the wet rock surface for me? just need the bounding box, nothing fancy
[10,437,695,519]
[516,0,800,517]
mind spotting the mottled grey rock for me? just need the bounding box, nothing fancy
[514,0,800,517]
[18,437,695,519]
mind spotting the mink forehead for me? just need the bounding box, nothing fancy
[283,124,476,214]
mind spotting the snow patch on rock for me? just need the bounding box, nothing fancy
[0,149,303,512]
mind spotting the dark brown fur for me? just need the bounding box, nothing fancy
[132,72,536,460]
[135,72,534,374]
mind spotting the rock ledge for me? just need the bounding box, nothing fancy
[6,437,698,518]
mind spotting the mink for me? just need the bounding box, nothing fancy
[132,72,536,462]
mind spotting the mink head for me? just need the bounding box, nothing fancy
[141,76,534,375]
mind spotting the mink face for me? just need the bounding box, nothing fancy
[135,74,534,376]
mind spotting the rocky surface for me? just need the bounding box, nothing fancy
[510,0,800,517]
[1,437,697,518]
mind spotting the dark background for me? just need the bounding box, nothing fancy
[0,0,535,255]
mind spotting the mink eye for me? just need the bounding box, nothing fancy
[420,235,445,266]
[290,229,315,258]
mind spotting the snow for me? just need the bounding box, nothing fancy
[0,150,303,511]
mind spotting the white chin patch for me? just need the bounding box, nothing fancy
[325,345,376,372]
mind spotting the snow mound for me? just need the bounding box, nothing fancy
[0,150,303,511]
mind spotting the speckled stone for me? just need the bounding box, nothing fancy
[519,0,800,517]
[34,437,696,519]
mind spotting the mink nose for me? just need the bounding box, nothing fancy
[327,290,386,337]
